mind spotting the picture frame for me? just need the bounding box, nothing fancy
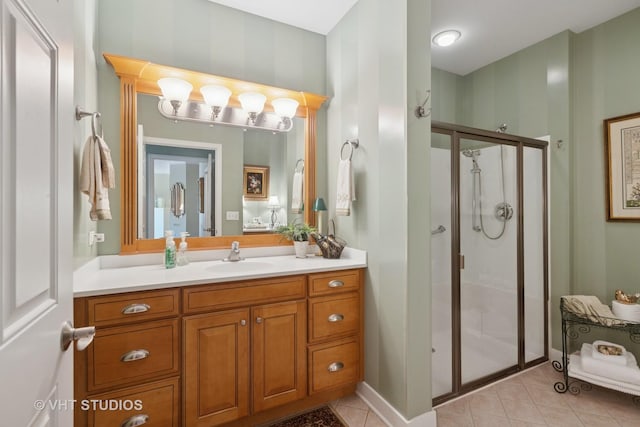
[604,112,640,221]
[243,165,269,200]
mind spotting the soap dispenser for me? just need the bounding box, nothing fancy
[164,230,176,269]
[177,232,189,266]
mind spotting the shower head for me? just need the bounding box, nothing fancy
[462,149,481,159]
[496,123,508,133]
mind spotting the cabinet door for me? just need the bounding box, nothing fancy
[252,300,307,412]
[184,309,249,427]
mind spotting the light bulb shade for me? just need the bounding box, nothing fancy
[268,196,280,208]
[312,197,327,211]
[238,92,266,114]
[157,78,193,102]
[272,98,299,119]
[200,85,232,108]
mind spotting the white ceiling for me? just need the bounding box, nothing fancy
[207,0,640,75]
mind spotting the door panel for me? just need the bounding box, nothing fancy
[459,138,518,385]
[0,0,73,425]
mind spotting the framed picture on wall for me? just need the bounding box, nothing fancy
[243,165,269,200]
[604,112,640,221]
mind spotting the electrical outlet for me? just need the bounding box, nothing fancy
[89,231,105,246]
[226,211,240,220]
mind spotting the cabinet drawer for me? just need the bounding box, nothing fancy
[88,319,179,392]
[309,293,360,343]
[183,276,306,314]
[86,289,179,327]
[308,337,360,394]
[87,377,179,427]
[308,270,360,297]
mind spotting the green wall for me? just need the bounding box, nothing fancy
[96,0,327,254]
[73,0,98,267]
[571,8,640,303]
[326,0,432,419]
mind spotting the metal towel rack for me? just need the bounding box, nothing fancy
[340,139,360,161]
[75,106,102,139]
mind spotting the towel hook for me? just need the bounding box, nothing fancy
[340,139,359,161]
[415,90,431,118]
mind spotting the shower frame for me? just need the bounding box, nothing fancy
[431,121,549,406]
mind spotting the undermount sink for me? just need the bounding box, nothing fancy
[207,260,274,273]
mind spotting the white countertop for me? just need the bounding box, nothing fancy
[73,246,367,297]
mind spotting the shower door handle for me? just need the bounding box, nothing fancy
[459,254,465,269]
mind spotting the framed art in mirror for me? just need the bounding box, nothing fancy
[243,165,269,200]
[604,111,640,221]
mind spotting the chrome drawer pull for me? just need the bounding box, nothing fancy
[328,280,344,288]
[328,314,344,323]
[120,349,150,362]
[122,304,150,315]
[121,414,149,427]
[328,362,344,372]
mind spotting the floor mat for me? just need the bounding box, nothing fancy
[266,405,346,427]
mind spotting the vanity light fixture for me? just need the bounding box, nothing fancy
[432,29,461,47]
[157,78,193,115]
[238,92,267,124]
[272,98,299,127]
[200,85,232,120]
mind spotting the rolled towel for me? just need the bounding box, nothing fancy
[580,343,640,385]
[592,340,627,366]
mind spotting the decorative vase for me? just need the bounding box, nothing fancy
[293,241,309,258]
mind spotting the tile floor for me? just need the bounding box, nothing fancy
[332,362,639,426]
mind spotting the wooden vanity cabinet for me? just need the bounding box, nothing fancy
[74,268,364,427]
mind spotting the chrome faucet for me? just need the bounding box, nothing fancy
[223,241,243,262]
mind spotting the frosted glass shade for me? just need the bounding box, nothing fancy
[200,85,232,108]
[157,78,193,102]
[272,98,299,119]
[238,92,266,114]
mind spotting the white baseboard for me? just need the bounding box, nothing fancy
[356,382,437,427]
[550,347,562,362]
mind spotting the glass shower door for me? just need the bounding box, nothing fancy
[459,137,519,385]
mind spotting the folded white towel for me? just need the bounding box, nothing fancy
[580,343,640,385]
[291,171,303,214]
[592,340,627,366]
[80,134,115,220]
[569,352,640,395]
[336,159,355,216]
[562,295,625,326]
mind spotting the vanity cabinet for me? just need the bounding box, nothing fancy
[74,289,181,427]
[74,268,363,427]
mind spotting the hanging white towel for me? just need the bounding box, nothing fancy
[291,170,303,214]
[80,134,116,220]
[336,159,355,216]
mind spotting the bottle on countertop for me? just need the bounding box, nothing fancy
[164,230,176,269]
[177,232,189,266]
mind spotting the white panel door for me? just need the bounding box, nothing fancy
[0,0,74,425]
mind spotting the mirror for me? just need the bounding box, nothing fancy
[104,53,326,253]
[137,94,306,240]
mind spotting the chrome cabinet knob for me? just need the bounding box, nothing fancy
[256,317,263,324]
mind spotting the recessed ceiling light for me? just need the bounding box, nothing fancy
[432,30,461,47]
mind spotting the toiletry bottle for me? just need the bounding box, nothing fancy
[177,232,189,266]
[164,230,176,269]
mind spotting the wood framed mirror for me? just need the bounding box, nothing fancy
[104,53,326,254]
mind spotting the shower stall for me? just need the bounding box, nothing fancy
[430,122,548,405]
